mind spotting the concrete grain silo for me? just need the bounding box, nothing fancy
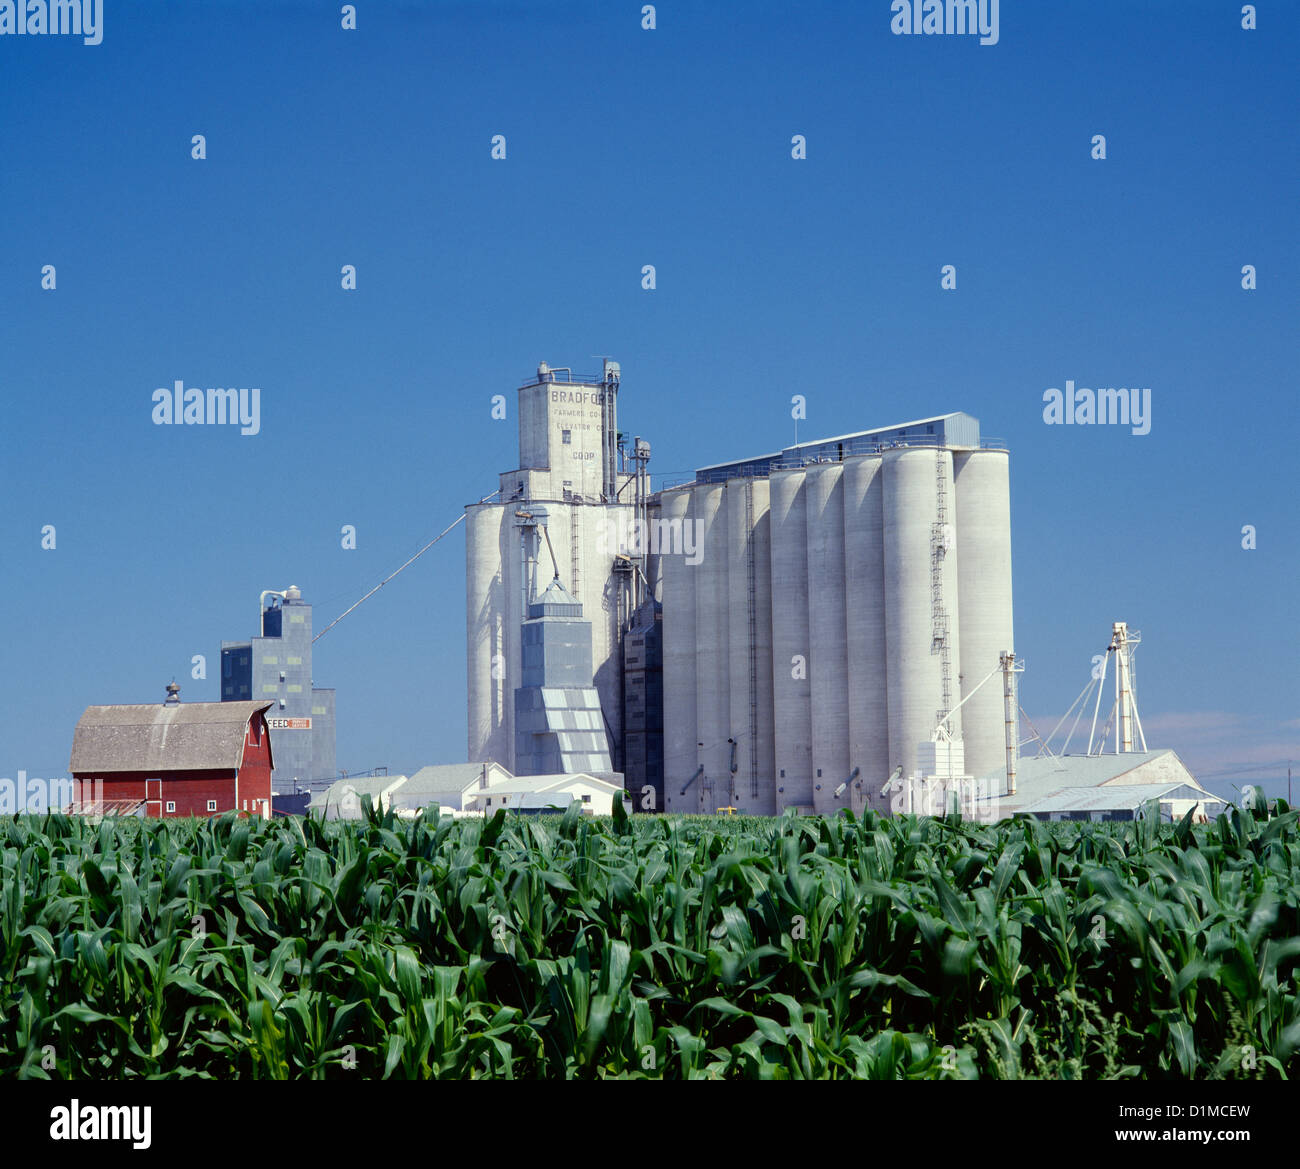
[465,503,508,767]
[693,483,730,810]
[769,469,814,811]
[882,447,962,780]
[841,454,890,815]
[953,449,1014,782]
[805,464,849,815]
[725,478,774,814]
[660,487,697,812]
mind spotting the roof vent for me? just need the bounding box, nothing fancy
[285,584,302,602]
[164,680,181,705]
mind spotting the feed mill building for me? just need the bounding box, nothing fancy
[220,585,337,793]
[466,362,1013,817]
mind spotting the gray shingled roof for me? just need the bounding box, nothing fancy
[403,763,489,798]
[70,701,273,774]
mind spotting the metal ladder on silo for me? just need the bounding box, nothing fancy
[570,501,582,604]
[931,451,953,727]
[745,482,759,798]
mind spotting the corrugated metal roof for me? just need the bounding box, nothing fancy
[694,413,971,472]
[1018,782,1225,815]
[470,772,625,795]
[63,797,147,817]
[694,451,785,473]
[70,701,272,774]
[785,414,962,449]
[973,749,1219,817]
[978,749,1174,798]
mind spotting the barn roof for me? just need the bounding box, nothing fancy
[70,701,273,774]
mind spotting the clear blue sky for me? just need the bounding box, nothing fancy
[2,0,1296,804]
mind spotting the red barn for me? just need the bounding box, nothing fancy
[69,694,275,818]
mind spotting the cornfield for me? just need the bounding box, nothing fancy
[2,799,1297,1078]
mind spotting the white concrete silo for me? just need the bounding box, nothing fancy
[842,454,890,816]
[750,481,775,814]
[567,500,635,757]
[466,502,509,766]
[693,483,730,811]
[769,469,813,811]
[883,448,962,783]
[805,464,849,815]
[660,487,697,813]
[953,449,1013,783]
[726,479,775,814]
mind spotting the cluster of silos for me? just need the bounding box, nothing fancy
[658,446,1012,816]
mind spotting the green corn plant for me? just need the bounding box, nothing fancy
[0,802,1297,1079]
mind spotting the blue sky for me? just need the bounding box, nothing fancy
[2,0,1296,804]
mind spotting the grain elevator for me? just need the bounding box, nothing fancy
[466,363,1013,816]
[465,362,654,779]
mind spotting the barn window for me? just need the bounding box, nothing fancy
[165,801,176,813]
[207,800,217,812]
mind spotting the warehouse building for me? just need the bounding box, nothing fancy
[69,685,274,817]
[1016,782,1225,824]
[311,761,626,818]
[221,585,336,792]
[971,748,1221,822]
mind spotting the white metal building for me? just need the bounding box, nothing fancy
[310,762,626,818]
[971,748,1216,821]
